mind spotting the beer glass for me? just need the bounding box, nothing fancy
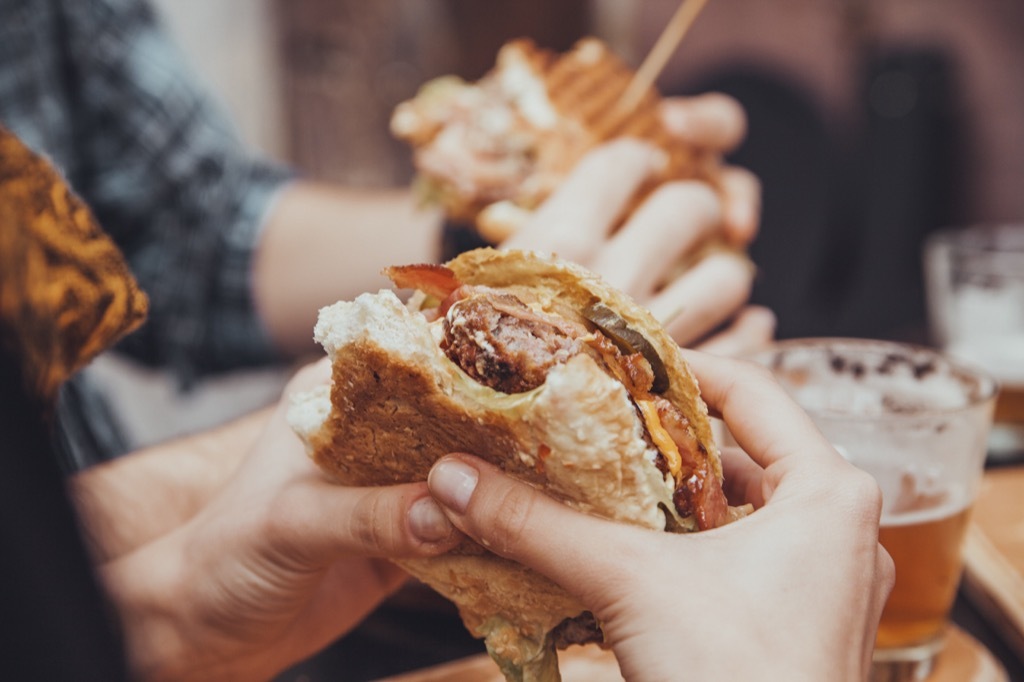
[751,338,996,680]
[924,224,1024,458]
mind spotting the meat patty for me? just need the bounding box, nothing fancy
[439,287,729,531]
[441,291,583,394]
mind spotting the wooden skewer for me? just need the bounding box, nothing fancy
[615,0,711,115]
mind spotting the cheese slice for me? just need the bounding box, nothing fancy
[636,398,683,482]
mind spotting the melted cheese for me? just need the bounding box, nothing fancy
[636,399,682,482]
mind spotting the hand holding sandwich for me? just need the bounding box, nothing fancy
[427,351,895,681]
[98,359,461,680]
[393,39,772,358]
[505,93,773,355]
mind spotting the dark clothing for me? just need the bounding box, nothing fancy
[0,340,129,680]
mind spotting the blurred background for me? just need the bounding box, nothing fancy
[96,0,1024,450]
[152,0,1024,339]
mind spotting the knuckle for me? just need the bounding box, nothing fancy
[485,484,538,557]
[850,468,884,510]
[580,139,654,177]
[348,491,401,555]
[829,466,884,521]
[649,181,720,221]
[721,167,762,211]
[706,254,755,299]
[739,359,779,386]
[702,92,747,141]
[600,137,657,159]
[724,165,760,193]
[263,485,302,538]
[260,486,316,557]
[878,545,897,590]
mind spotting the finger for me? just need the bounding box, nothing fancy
[659,93,747,152]
[719,446,767,508]
[427,455,640,598]
[874,546,896,618]
[864,547,897,671]
[588,181,721,296]
[693,305,776,358]
[718,166,761,247]
[648,251,754,346]
[503,139,665,262]
[677,350,841,471]
[273,481,463,564]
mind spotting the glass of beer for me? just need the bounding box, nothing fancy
[924,224,1024,458]
[751,338,996,680]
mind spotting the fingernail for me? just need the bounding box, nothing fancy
[408,497,453,542]
[428,460,479,513]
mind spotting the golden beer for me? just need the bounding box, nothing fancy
[994,383,1024,427]
[751,338,997,679]
[875,505,972,650]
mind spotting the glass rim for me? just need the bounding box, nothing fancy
[748,337,999,421]
[926,224,1024,256]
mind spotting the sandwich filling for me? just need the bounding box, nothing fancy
[390,44,592,217]
[387,263,729,531]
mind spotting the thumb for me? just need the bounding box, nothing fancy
[427,454,636,596]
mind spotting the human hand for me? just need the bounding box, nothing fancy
[503,93,771,354]
[101,359,462,680]
[659,93,760,247]
[426,351,894,682]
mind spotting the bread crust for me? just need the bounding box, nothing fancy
[445,248,721,482]
[288,250,721,674]
[391,38,720,239]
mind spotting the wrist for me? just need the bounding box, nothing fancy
[101,533,196,680]
[102,521,289,681]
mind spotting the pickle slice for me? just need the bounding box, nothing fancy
[583,302,669,393]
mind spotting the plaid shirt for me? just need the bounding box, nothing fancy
[2,0,296,468]
[1,0,294,380]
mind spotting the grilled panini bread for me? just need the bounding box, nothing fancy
[288,249,740,681]
[391,38,721,243]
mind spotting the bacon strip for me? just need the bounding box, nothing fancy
[655,397,729,530]
[384,264,463,300]
[586,334,728,530]
[430,285,730,530]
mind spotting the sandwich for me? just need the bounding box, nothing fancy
[391,37,721,244]
[288,248,744,681]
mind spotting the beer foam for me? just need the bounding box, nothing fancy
[760,340,994,417]
[947,333,1024,386]
[788,365,970,416]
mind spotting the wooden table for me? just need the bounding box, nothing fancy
[926,625,1007,682]
[962,465,1024,674]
